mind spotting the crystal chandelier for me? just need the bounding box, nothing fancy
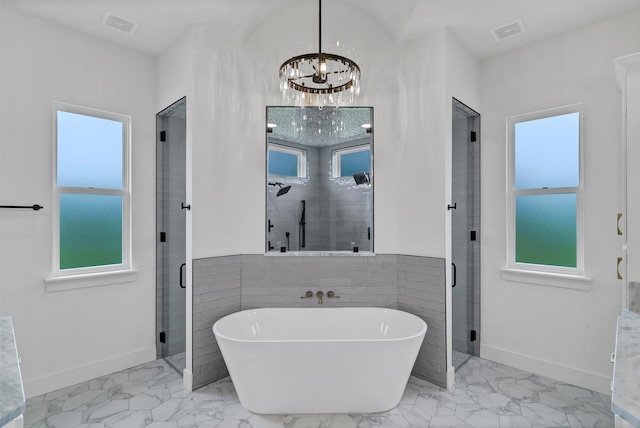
[279,0,361,108]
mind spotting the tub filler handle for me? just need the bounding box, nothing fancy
[301,291,313,299]
[327,291,340,299]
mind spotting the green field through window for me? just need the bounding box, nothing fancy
[515,193,576,268]
[60,194,122,269]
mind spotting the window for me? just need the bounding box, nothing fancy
[268,144,307,178]
[53,103,130,276]
[332,145,371,178]
[507,105,583,275]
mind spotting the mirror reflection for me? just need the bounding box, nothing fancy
[266,107,373,253]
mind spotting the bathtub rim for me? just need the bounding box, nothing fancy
[212,307,427,344]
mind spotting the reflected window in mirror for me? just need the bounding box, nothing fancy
[332,145,371,179]
[266,106,373,253]
[268,144,307,178]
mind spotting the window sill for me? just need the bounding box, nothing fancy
[44,269,138,292]
[501,268,592,291]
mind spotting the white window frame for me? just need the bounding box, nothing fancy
[47,102,133,289]
[331,144,371,178]
[504,104,589,288]
[268,143,307,178]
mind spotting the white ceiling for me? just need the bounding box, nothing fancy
[2,0,640,59]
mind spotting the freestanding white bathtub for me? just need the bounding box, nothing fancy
[212,307,427,414]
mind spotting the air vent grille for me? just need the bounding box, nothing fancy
[491,20,526,42]
[101,12,139,35]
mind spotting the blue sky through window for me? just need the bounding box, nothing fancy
[340,149,370,177]
[268,150,298,177]
[515,112,579,190]
[57,111,123,189]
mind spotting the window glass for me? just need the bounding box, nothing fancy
[514,112,579,190]
[268,150,298,177]
[54,103,129,274]
[515,193,577,268]
[57,111,123,189]
[508,106,582,274]
[340,148,371,177]
[59,194,123,269]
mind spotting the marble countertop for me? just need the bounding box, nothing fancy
[612,309,640,427]
[0,316,25,427]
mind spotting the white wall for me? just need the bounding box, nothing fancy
[480,10,640,393]
[0,7,157,397]
[177,3,476,260]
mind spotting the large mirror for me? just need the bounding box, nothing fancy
[266,107,373,253]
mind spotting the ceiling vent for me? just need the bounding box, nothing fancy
[101,12,139,36]
[491,20,526,42]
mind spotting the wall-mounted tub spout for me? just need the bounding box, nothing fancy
[316,291,324,305]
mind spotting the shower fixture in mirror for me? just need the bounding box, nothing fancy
[266,106,373,253]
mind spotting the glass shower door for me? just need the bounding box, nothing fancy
[156,98,187,372]
[451,98,480,369]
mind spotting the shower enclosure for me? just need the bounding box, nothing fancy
[451,98,481,369]
[156,98,187,372]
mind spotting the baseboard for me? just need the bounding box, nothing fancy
[183,367,193,392]
[446,365,455,390]
[481,344,612,395]
[23,348,155,398]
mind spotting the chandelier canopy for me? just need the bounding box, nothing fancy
[279,0,361,107]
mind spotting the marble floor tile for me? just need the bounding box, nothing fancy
[453,351,472,369]
[164,352,186,373]
[24,356,614,428]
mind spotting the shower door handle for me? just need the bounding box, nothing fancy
[452,263,457,288]
[179,263,186,289]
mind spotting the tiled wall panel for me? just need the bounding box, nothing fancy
[191,253,447,390]
[241,254,397,309]
[192,255,241,390]
[397,255,447,387]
